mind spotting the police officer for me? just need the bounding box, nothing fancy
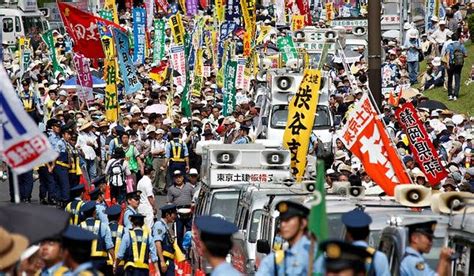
[320,240,372,276]
[164,128,190,186]
[152,204,178,276]
[105,204,125,275]
[38,234,70,275]
[194,216,240,276]
[65,184,85,225]
[400,221,453,276]
[53,123,71,208]
[89,186,109,225]
[18,77,40,123]
[256,200,316,275]
[314,209,390,275]
[116,214,159,275]
[61,225,103,275]
[233,125,252,144]
[79,201,115,273]
[123,191,141,230]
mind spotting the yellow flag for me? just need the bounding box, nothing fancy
[291,15,305,31]
[283,69,322,181]
[178,0,187,14]
[104,0,119,24]
[100,30,119,122]
[169,13,185,45]
[215,0,225,24]
[256,26,272,45]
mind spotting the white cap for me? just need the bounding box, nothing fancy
[439,20,446,25]
[181,117,189,124]
[189,168,199,175]
[130,105,141,114]
[163,118,172,125]
[59,90,68,97]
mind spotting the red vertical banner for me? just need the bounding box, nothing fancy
[295,0,312,25]
[395,103,448,185]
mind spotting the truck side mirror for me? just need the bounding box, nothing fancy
[256,239,271,254]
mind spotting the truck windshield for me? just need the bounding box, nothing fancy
[270,104,331,129]
[249,210,263,243]
[210,191,240,222]
[22,16,43,36]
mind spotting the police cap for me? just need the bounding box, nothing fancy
[62,225,97,242]
[160,204,177,214]
[406,220,437,238]
[341,209,372,228]
[276,200,309,220]
[129,214,145,223]
[126,191,141,200]
[320,240,372,273]
[48,119,61,128]
[105,204,122,216]
[171,128,181,135]
[88,187,103,200]
[70,184,85,193]
[79,201,96,214]
[195,215,238,236]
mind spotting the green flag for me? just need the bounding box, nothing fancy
[41,30,64,76]
[223,60,238,116]
[308,159,329,242]
[277,35,298,63]
[181,74,192,117]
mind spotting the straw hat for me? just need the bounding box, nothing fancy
[0,227,29,270]
[79,121,93,131]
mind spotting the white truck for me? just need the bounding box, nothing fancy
[0,0,49,47]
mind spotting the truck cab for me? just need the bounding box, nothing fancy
[0,0,49,47]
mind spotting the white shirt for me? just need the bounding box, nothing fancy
[430,28,452,44]
[147,139,166,156]
[137,175,154,208]
[76,131,97,160]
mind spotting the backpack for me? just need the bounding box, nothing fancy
[108,159,125,187]
[452,45,465,66]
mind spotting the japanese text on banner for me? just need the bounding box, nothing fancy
[153,19,166,63]
[395,103,448,185]
[73,53,94,102]
[277,35,298,63]
[283,69,322,181]
[114,28,143,95]
[223,60,238,116]
[132,8,146,64]
[169,13,185,45]
[170,45,187,88]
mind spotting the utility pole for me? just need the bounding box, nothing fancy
[368,0,382,108]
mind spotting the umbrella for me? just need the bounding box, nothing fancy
[61,76,106,89]
[400,88,420,100]
[417,100,448,111]
[0,204,69,244]
[144,104,167,114]
[382,30,400,39]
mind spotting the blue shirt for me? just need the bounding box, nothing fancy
[152,219,168,243]
[123,206,137,230]
[447,41,467,63]
[95,202,109,225]
[211,262,241,276]
[256,235,316,276]
[400,246,436,276]
[233,136,251,144]
[82,218,114,250]
[70,262,96,276]
[48,133,62,152]
[403,38,421,62]
[40,262,70,276]
[117,227,159,262]
[165,139,189,159]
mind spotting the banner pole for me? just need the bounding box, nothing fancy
[12,170,20,203]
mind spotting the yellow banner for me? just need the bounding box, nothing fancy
[104,0,119,24]
[291,15,305,31]
[192,49,203,97]
[169,13,185,45]
[326,3,334,22]
[434,0,440,17]
[216,0,225,24]
[283,69,322,181]
[100,32,119,122]
[256,25,272,45]
[241,0,255,35]
[243,31,251,57]
[178,0,187,15]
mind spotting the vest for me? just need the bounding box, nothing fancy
[170,140,185,162]
[65,199,84,225]
[124,228,151,270]
[20,90,35,112]
[55,140,70,168]
[157,220,175,260]
[80,219,108,258]
[125,145,138,172]
[107,222,124,266]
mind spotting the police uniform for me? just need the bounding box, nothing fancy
[39,261,70,276]
[400,221,438,276]
[89,187,109,225]
[152,204,177,276]
[233,125,252,144]
[320,240,372,275]
[53,123,71,206]
[165,128,189,179]
[256,201,316,276]
[65,184,85,225]
[117,214,159,276]
[61,225,104,276]
[105,205,125,275]
[79,201,114,272]
[123,191,141,229]
[194,216,240,276]
[314,209,390,276]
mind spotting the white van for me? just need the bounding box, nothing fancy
[0,0,49,46]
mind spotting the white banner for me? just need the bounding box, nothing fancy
[170,46,186,88]
[0,65,57,173]
[235,58,246,90]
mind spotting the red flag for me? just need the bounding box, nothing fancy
[398,87,403,102]
[388,90,399,107]
[395,103,448,185]
[155,0,169,12]
[340,94,411,196]
[295,0,312,25]
[57,2,125,59]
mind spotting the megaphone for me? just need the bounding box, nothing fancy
[394,184,431,207]
[262,58,272,70]
[332,181,350,195]
[431,192,474,214]
[347,186,365,199]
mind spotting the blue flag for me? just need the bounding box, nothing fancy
[113,28,143,95]
[132,8,146,64]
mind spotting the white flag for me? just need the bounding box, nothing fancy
[0,65,58,173]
